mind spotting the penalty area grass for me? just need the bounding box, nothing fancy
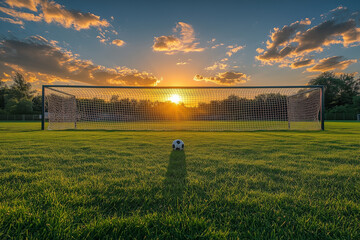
[0,121,359,239]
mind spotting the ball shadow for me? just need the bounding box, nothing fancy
[163,151,187,202]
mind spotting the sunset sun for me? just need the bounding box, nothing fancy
[169,94,181,104]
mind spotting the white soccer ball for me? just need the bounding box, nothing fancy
[172,139,184,151]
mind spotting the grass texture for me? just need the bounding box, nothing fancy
[0,122,359,239]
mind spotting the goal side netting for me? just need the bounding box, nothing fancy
[43,86,323,131]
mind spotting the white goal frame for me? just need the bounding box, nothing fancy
[42,85,325,131]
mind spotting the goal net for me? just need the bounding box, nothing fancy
[43,86,324,131]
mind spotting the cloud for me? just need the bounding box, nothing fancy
[256,7,360,70]
[97,32,125,46]
[0,16,24,25]
[0,6,42,21]
[153,22,204,54]
[5,0,39,11]
[306,56,357,72]
[194,71,249,85]
[226,45,244,57]
[290,59,314,69]
[2,0,120,48]
[211,43,224,49]
[176,62,188,65]
[0,37,161,86]
[256,48,264,54]
[41,0,109,30]
[0,0,109,30]
[256,19,311,63]
[97,36,106,43]
[206,44,242,71]
[176,59,192,66]
[208,39,224,49]
[111,39,126,47]
[153,36,182,53]
[295,20,358,52]
[206,43,243,71]
[205,62,228,70]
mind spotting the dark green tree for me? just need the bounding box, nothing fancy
[9,72,35,101]
[308,72,360,110]
[5,98,18,114]
[32,95,42,113]
[1,73,38,114]
[16,98,33,114]
[5,98,33,114]
[0,80,8,111]
[353,96,360,112]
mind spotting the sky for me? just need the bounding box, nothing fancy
[1,0,360,90]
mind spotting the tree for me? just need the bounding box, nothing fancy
[5,98,18,114]
[9,72,35,101]
[308,72,360,110]
[353,96,360,112]
[0,80,8,110]
[16,98,33,114]
[337,74,360,106]
[32,95,42,113]
[1,73,39,114]
[5,98,33,114]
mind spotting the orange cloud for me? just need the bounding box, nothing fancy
[97,36,107,43]
[256,48,264,54]
[0,6,42,21]
[0,0,109,30]
[176,62,188,65]
[306,56,357,72]
[176,59,192,66]
[205,62,228,71]
[0,16,24,25]
[290,59,314,69]
[41,0,109,30]
[341,27,360,47]
[256,19,311,63]
[0,37,161,86]
[211,43,224,49]
[194,71,249,85]
[153,22,204,54]
[5,0,39,11]
[226,45,244,57]
[295,20,357,54]
[209,39,224,49]
[111,39,126,47]
[256,8,360,71]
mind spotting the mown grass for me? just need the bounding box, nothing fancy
[0,122,359,239]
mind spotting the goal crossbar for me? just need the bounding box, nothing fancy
[42,85,325,131]
[42,85,325,89]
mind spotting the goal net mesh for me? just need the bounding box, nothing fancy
[44,86,322,131]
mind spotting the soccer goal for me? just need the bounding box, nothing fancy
[42,85,324,131]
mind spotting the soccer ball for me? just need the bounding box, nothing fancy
[172,139,184,151]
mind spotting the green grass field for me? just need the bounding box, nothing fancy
[0,122,359,239]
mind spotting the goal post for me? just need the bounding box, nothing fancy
[42,85,325,131]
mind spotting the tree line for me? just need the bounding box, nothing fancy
[62,93,288,121]
[0,71,359,118]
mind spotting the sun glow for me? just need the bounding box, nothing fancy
[169,94,181,104]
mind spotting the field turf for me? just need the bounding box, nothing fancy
[0,121,359,239]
